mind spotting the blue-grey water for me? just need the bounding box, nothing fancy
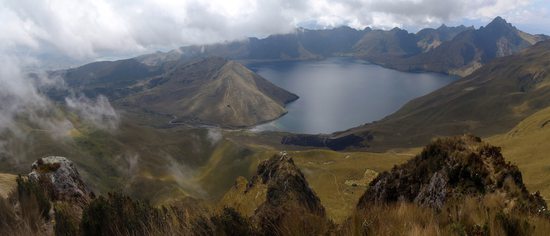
[246,57,456,134]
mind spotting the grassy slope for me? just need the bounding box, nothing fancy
[0,173,17,198]
[207,137,416,222]
[289,149,415,222]
[489,106,550,200]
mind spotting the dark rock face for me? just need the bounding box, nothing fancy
[357,135,546,212]
[29,156,93,207]
[224,152,327,234]
[250,153,325,216]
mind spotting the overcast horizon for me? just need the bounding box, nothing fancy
[1,0,549,70]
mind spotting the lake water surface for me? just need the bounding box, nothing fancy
[246,57,456,134]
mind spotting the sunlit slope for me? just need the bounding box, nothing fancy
[123,57,298,127]
[0,173,17,198]
[489,106,550,200]
[214,145,416,223]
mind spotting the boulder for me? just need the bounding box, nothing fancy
[29,156,93,206]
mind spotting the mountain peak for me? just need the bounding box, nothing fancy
[491,16,507,23]
[486,16,514,30]
[390,27,403,32]
[437,24,448,30]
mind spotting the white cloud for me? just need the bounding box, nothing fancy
[65,95,120,131]
[206,128,223,146]
[0,0,545,65]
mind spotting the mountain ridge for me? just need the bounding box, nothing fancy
[365,17,549,77]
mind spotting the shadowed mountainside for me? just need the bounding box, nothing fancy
[353,27,422,56]
[366,17,549,77]
[416,24,475,52]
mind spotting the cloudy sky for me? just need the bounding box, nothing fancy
[1,0,549,68]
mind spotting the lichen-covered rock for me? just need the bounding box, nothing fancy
[29,156,93,206]
[357,135,547,213]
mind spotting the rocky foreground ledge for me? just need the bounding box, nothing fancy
[29,156,94,207]
[2,135,549,235]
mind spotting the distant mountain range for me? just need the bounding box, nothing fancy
[368,17,550,76]
[139,24,471,66]
[45,16,548,129]
[138,16,546,77]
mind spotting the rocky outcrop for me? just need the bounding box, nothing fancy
[357,135,546,213]
[222,152,327,234]
[29,156,93,207]
[251,153,325,216]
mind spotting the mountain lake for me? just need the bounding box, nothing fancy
[246,57,456,134]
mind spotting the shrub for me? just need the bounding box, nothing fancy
[16,175,51,220]
[211,207,254,236]
[495,212,533,236]
[80,193,156,236]
[54,202,80,236]
[0,196,18,233]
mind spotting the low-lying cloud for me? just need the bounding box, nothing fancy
[0,56,73,137]
[163,155,207,198]
[206,128,223,146]
[65,95,120,131]
[0,54,119,164]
